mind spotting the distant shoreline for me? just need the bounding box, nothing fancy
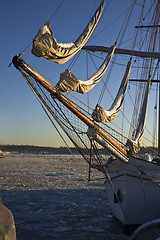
[0,144,77,155]
[0,144,156,155]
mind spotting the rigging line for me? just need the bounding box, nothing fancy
[104,165,125,214]
[35,83,86,134]
[144,145,159,157]
[25,53,152,148]
[98,77,140,139]
[18,68,160,174]
[49,110,101,168]
[142,129,158,145]
[19,42,33,57]
[116,0,135,43]
[37,83,92,149]
[55,74,129,146]
[100,0,112,19]
[88,0,113,42]
[90,6,129,42]
[52,97,92,152]
[47,0,64,23]
[88,141,103,169]
[52,100,88,135]
[97,55,114,105]
[142,63,160,145]
[106,121,129,141]
[128,87,157,145]
[91,141,103,166]
[91,0,133,44]
[128,158,160,186]
[85,48,160,70]
[68,50,82,70]
[130,57,159,140]
[120,29,145,47]
[153,75,158,147]
[139,0,157,24]
[138,4,157,53]
[101,83,157,147]
[131,0,146,55]
[90,141,125,212]
[19,0,65,56]
[88,0,98,20]
[64,87,129,145]
[121,100,125,145]
[67,87,130,145]
[65,0,111,71]
[98,1,135,105]
[21,70,89,179]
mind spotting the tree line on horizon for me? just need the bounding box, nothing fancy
[0,144,157,155]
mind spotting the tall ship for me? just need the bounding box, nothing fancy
[12,0,160,230]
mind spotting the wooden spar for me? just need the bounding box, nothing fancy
[159,84,160,156]
[129,79,160,82]
[82,46,160,59]
[135,25,160,28]
[12,55,128,160]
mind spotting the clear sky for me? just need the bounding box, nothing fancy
[1,0,155,148]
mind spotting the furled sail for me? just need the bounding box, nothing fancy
[56,43,116,93]
[92,59,131,123]
[127,76,151,155]
[32,0,105,64]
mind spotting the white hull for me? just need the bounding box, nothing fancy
[105,157,160,226]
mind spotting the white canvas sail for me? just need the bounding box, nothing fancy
[56,43,116,93]
[32,0,105,64]
[92,60,131,123]
[127,76,151,154]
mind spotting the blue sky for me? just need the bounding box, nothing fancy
[1,0,155,147]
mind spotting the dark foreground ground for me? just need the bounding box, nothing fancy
[0,154,127,240]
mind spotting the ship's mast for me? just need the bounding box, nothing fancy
[84,0,160,156]
[158,0,160,156]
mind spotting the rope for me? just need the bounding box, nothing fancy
[131,0,146,53]
[67,0,109,71]
[20,69,109,182]
[20,70,89,179]
[104,165,125,214]
[18,0,64,57]
[97,1,135,105]
[47,0,64,23]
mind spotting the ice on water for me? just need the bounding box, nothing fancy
[0,153,127,240]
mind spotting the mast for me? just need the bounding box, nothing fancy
[158,0,160,156]
[12,55,128,162]
[159,83,160,156]
[83,46,160,59]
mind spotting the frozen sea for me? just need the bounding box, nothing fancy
[0,153,128,240]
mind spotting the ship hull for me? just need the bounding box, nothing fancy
[105,157,160,226]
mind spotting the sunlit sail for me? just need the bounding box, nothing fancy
[127,76,151,154]
[92,59,131,122]
[56,43,116,93]
[32,0,104,64]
